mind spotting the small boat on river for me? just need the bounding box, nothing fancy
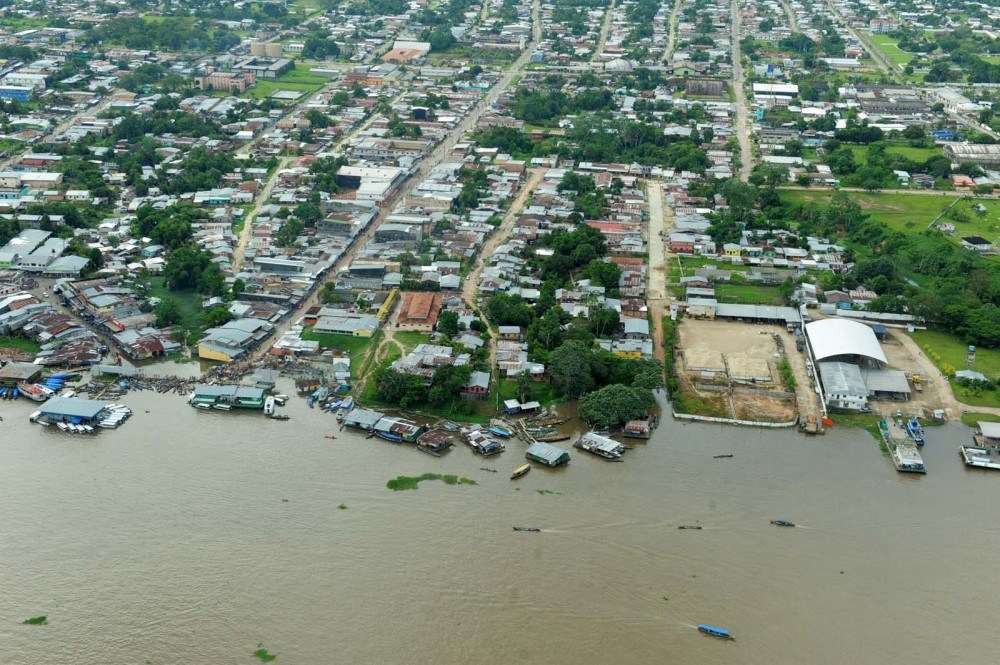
[697,624,733,639]
[678,525,703,530]
[770,519,795,527]
[713,453,734,459]
[488,425,513,438]
[510,464,530,480]
[906,416,925,446]
[512,526,541,532]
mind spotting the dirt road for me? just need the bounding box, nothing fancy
[662,0,684,63]
[778,0,798,32]
[592,0,617,63]
[730,0,754,182]
[462,167,545,368]
[646,180,672,361]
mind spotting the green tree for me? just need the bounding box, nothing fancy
[437,309,460,337]
[548,340,596,398]
[154,297,181,327]
[578,384,655,428]
[586,259,621,289]
[588,305,620,337]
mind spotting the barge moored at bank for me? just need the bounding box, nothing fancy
[574,431,627,460]
[880,418,926,474]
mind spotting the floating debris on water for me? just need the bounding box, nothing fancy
[338,503,348,510]
[536,489,562,496]
[386,473,477,491]
[23,616,47,625]
[253,645,277,662]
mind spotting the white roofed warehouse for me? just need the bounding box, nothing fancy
[805,319,893,413]
[805,319,887,367]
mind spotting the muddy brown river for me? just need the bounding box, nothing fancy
[1,387,997,664]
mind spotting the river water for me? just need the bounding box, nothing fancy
[1,387,997,665]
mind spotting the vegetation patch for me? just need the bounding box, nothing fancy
[0,335,41,353]
[715,283,785,305]
[869,33,914,66]
[912,330,1000,377]
[778,358,796,391]
[960,412,1000,427]
[386,474,477,491]
[23,616,47,625]
[253,645,277,662]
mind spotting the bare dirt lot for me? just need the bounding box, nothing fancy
[675,319,803,423]
[878,329,956,418]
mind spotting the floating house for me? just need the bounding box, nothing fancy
[189,384,266,409]
[342,407,384,430]
[623,419,652,439]
[526,442,570,467]
[38,396,109,424]
[373,416,425,442]
[575,432,627,460]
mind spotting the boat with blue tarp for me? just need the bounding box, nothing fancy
[906,417,925,446]
[697,624,733,639]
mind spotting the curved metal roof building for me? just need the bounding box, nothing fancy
[804,318,887,366]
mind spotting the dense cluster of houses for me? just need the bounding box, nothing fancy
[737,0,1000,191]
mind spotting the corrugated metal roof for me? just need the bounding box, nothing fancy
[861,368,911,394]
[40,396,107,418]
[526,442,570,465]
[818,362,867,397]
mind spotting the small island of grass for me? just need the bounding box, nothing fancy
[386,473,477,491]
[253,645,277,662]
[23,616,47,625]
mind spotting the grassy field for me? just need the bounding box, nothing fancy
[668,255,753,284]
[245,67,330,100]
[148,277,203,339]
[290,0,325,14]
[940,199,1000,244]
[0,335,41,353]
[300,327,373,377]
[846,142,943,164]
[961,412,1000,427]
[781,191,999,259]
[714,283,785,305]
[395,332,432,353]
[781,190,956,233]
[912,329,1000,408]
[911,330,1000,377]
[869,33,914,66]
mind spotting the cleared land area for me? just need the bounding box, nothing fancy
[245,68,330,99]
[715,283,784,305]
[846,142,944,164]
[674,318,798,423]
[781,191,997,239]
[868,33,914,66]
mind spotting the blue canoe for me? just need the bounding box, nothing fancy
[698,624,733,639]
[488,426,513,438]
[376,431,403,442]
